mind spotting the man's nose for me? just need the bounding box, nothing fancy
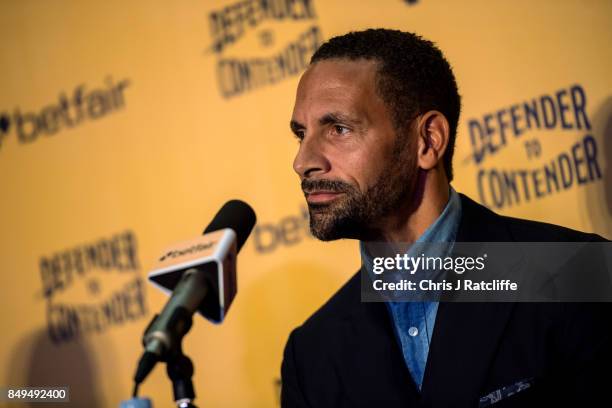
[293,133,331,179]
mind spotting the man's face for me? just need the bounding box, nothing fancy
[291,59,419,241]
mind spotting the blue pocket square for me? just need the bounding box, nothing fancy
[479,377,535,407]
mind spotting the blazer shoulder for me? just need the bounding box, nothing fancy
[294,271,361,336]
[500,214,607,242]
[458,193,608,242]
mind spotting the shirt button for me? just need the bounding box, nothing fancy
[408,326,419,337]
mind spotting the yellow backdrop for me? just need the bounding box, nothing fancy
[1,0,610,406]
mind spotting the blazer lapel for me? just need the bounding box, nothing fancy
[339,271,421,406]
[420,301,515,406]
[420,194,517,406]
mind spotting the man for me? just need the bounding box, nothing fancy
[281,29,611,407]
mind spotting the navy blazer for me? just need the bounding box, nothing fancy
[281,194,612,407]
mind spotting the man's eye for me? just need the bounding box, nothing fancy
[294,131,305,141]
[333,125,350,135]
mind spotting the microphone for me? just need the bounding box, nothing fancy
[133,200,256,389]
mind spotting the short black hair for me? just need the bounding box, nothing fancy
[310,28,461,181]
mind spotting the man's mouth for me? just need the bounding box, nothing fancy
[305,190,345,204]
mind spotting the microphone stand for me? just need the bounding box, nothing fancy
[133,310,199,407]
[166,345,198,408]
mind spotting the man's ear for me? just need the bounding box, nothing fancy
[416,110,450,171]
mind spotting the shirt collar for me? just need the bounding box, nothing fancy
[360,186,462,271]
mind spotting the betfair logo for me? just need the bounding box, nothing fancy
[159,242,216,262]
[0,76,130,151]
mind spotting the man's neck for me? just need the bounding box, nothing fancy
[375,175,450,243]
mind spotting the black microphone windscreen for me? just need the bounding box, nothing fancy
[203,200,256,252]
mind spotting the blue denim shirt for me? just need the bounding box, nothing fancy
[359,187,462,390]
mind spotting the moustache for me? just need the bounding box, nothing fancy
[301,178,356,194]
